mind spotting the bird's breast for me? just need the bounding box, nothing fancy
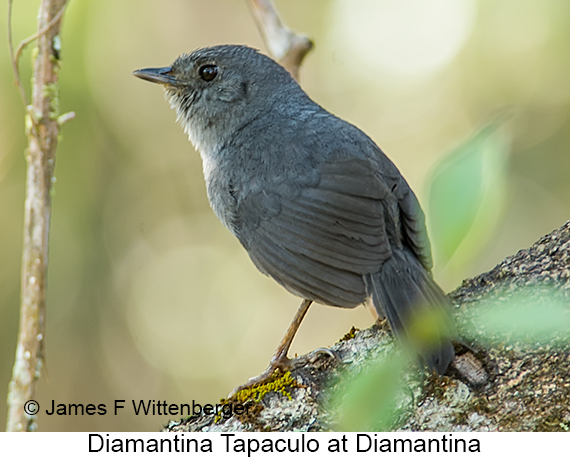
[199,151,239,235]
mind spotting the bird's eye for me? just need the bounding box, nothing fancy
[199,65,218,82]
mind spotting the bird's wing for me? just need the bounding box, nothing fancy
[235,158,395,308]
[393,176,433,271]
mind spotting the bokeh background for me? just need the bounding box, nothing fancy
[1,0,569,431]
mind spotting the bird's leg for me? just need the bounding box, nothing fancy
[229,299,313,397]
[268,298,312,366]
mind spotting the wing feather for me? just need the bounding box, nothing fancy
[236,158,393,308]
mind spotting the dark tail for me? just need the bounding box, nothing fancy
[365,248,455,375]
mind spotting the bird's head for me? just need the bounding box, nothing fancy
[133,45,301,153]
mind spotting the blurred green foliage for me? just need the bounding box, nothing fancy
[335,285,569,431]
[334,352,408,432]
[462,287,570,345]
[427,122,509,269]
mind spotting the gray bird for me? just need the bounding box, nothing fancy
[133,45,454,387]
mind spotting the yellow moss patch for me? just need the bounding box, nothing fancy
[233,370,299,404]
[339,326,359,342]
[214,370,300,423]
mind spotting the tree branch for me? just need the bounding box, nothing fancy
[6,0,71,432]
[166,221,570,432]
[246,0,313,81]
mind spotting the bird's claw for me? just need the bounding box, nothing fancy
[228,348,337,398]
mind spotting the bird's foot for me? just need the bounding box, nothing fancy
[228,355,293,398]
[228,348,337,398]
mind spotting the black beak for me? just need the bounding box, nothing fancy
[133,66,178,85]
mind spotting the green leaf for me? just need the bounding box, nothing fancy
[462,287,570,345]
[427,123,509,266]
[334,352,408,431]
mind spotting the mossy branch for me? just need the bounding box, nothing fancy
[6,0,72,432]
[168,222,570,432]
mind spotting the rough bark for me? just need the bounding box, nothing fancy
[164,221,570,432]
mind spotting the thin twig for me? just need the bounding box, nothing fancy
[8,0,67,109]
[6,0,70,432]
[7,0,28,106]
[14,3,67,70]
[246,0,313,81]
